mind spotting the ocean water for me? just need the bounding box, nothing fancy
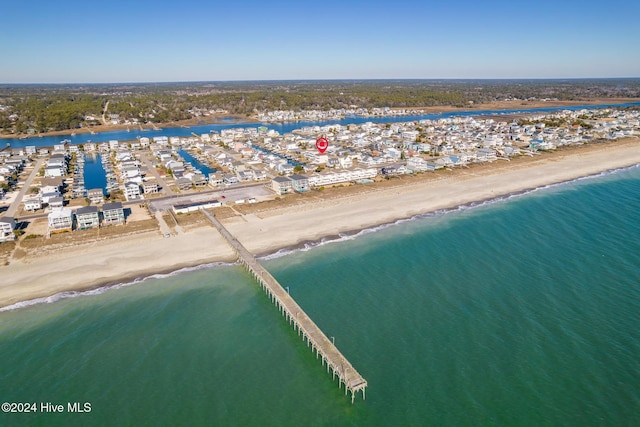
[1,166,639,426]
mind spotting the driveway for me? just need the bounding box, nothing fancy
[6,157,45,217]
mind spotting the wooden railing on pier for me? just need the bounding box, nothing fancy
[201,209,367,402]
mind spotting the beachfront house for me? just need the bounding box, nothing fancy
[102,202,125,225]
[271,176,293,195]
[406,157,429,172]
[290,174,310,192]
[75,206,100,230]
[477,148,497,162]
[307,168,378,187]
[381,166,400,176]
[48,207,73,233]
[0,216,16,242]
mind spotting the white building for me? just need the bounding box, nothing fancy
[307,168,377,187]
[123,182,142,201]
[48,207,73,232]
[23,197,43,212]
[44,165,65,177]
[0,216,16,242]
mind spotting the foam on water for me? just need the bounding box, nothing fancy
[1,163,639,426]
[0,261,236,312]
[260,163,639,261]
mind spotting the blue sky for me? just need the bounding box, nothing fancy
[1,0,639,83]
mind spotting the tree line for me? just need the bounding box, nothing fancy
[1,79,639,134]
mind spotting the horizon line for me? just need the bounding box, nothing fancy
[2,77,640,86]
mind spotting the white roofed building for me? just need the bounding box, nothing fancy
[48,207,73,233]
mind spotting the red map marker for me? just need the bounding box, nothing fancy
[315,136,329,154]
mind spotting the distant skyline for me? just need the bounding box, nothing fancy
[2,0,639,84]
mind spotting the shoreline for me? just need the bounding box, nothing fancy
[2,98,639,140]
[1,138,639,310]
[225,140,640,256]
[0,113,254,140]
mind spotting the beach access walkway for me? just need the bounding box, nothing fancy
[201,208,367,403]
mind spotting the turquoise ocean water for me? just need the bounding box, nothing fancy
[1,165,639,426]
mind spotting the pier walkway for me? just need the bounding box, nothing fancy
[202,209,367,402]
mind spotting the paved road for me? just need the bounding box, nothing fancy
[138,152,175,196]
[6,157,45,217]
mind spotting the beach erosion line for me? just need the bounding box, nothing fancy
[5,162,637,313]
[0,261,236,313]
[1,141,639,311]
[259,162,640,260]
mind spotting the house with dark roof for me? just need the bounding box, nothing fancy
[271,176,293,195]
[75,206,100,230]
[102,202,125,225]
[290,174,310,192]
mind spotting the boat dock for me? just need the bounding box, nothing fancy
[201,209,367,403]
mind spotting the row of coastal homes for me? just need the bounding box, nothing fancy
[270,168,378,195]
[271,174,309,195]
[47,202,125,234]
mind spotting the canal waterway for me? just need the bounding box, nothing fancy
[83,153,108,195]
[8,102,640,194]
[177,149,215,176]
[3,102,639,149]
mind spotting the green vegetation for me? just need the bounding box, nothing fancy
[518,117,595,129]
[1,79,639,135]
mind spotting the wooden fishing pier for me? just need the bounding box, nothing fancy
[202,209,367,403]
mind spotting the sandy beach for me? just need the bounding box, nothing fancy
[1,139,639,309]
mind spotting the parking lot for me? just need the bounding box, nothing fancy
[147,184,274,212]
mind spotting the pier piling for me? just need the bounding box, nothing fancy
[202,209,367,402]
